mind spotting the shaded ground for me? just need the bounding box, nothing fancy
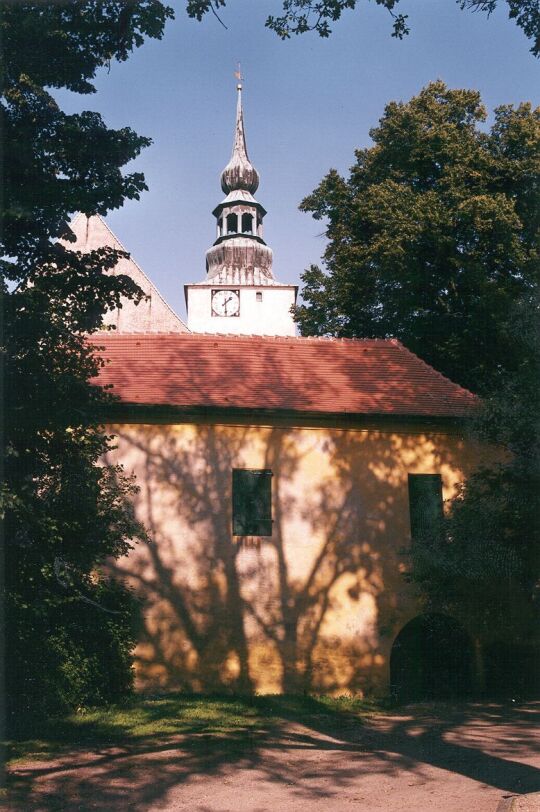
[4,697,540,811]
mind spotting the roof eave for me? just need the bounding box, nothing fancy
[212,199,267,218]
[97,399,474,427]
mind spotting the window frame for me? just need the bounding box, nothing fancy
[407,473,444,545]
[232,468,273,537]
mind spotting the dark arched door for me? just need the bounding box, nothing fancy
[390,614,473,702]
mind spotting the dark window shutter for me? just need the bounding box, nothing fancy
[232,469,272,536]
[408,474,443,544]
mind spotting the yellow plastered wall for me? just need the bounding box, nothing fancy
[105,419,490,696]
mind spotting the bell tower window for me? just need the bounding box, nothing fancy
[226,213,238,234]
[241,213,253,234]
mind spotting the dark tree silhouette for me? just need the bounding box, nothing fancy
[1,1,173,729]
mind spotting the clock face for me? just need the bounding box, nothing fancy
[211,289,240,317]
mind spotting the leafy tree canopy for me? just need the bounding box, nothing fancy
[411,295,540,658]
[1,1,173,726]
[187,0,540,55]
[1,1,173,275]
[303,82,540,662]
[295,81,539,395]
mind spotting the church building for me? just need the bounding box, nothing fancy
[75,83,492,699]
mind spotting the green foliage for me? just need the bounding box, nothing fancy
[1,1,173,278]
[410,296,540,641]
[296,82,539,395]
[265,0,409,40]
[2,1,174,94]
[461,1,540,56]
[185,0,539,54]
[10,578,138,720]
[1,2,172,732]
[297,82,539,649]
[7,693,378,763]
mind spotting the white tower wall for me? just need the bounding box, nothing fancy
[187,285,297,336]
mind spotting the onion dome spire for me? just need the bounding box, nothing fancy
[220,83,259,194]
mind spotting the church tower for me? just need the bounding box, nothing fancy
[185,81,298,335]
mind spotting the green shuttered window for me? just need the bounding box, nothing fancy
[232,469,273,536]
[408,473,444,543]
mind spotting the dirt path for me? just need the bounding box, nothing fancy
[5,701,540,811]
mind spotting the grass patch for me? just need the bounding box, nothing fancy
[6,693,382,765]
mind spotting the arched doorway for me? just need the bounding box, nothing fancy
[390,614,473,702]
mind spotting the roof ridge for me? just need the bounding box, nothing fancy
[88,332,395,344]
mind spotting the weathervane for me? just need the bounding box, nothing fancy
[235,62,243,90]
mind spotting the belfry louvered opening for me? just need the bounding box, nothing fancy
[226,213,238,233]
[241,213,253,233]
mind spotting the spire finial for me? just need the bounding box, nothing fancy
[220,69,259,195]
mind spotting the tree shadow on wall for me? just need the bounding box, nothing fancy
[105,414,464,696]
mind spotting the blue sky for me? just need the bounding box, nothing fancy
[56,0,539,321]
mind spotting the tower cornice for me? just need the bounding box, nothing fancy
[212,232,267,247]
[212,198,267,219]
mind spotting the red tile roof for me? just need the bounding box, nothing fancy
[89,333,478,418]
